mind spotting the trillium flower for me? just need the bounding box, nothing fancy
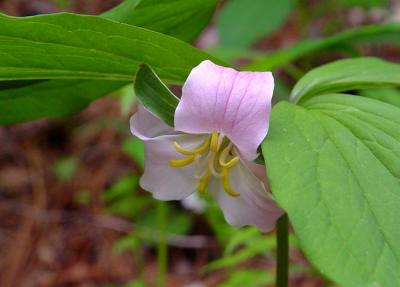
[130,60,283,231]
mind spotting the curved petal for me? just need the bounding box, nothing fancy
[140,134,207,200]
[209,161,283,232]
[130,105,176,141]
[175,60,274,160]
[130,106,206,200]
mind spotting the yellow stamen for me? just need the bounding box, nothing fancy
[197,170,211,194]
[208,153,221,177]
[173,137,210,155]
[169,155,195,168]
[210,130,219,152]
[219,144,240,168]
[220,168,240,197]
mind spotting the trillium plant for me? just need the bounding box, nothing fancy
[2,1,400,286]
[131,61,283,232]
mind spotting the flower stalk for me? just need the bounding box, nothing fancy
[157,201,167,287]
[276,213,289,287]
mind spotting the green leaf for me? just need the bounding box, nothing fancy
[102,0,217,43]
[246,23,400,71]
[263,94,400,286]
[0,13,214,82]
[0,80,124,125]
[218,0,293,48]
[290,57,400,103]
[102,175,139,202]
[204,235,275,272]
[219,270,273,287]
[360,88,400,108]
[134,64,179,126]
[0,2,218,124]
[339,0,388,8]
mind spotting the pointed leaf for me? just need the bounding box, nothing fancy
[290,57,400,103]
[246,23,400,71]
[0,0,218,125]
[0,12,220,124]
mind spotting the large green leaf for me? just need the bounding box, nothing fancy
[134,64,178,127]
[103,0,217,43]
[263,94,400,286]
[290,57,400,103]
[0,80,125,125]
[339,0,388,8]
[0,12,218,124]
[361,88,400,108]
[246,23,400,71]
[218,0,293,48]
[0,13,213,82]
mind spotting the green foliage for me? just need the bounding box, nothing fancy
[0,13,212,82]
[219,270,273,287]
[263,94,400,286]
[203,201,276,277]
[52,156,78,182]
[138,204,192,236]
[246,23,400,71]
[203,228,275,272]
[73,190,93,206]
[0,80,124,125]
[122,138,145,168]
[134,65,179,127]
[125,280,147,287]
[0,0,218,125]
[290,57,400,103]
[339,0,388,8]
[119,84,136,116]
[102,175,150,218]
[361,88,400,108]
[218,0,293,48]
[102,0,217,43]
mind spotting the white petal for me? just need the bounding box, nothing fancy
[130,105,176,141]
[209,161,283,232]
[141,134,208,200]
[181,193,207,214]
[130,106,207,200]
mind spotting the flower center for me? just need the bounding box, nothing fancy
[169,130,240,197]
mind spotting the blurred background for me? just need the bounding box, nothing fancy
[0,0,399,286]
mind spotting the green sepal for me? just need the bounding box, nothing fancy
[134,64,179,127]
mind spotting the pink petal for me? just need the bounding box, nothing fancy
[175,60,274,160]
[209,161,283,232]
[130,106,203,200]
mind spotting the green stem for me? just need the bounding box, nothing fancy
[156,201,167,287]
[276,213,289,287]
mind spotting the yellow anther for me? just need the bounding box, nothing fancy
[169,155,195,168]
[173,137,210,156]
[197,170,211,194]
[220,168,240,197]
[210,130,219,152]
[219,144,240,168]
